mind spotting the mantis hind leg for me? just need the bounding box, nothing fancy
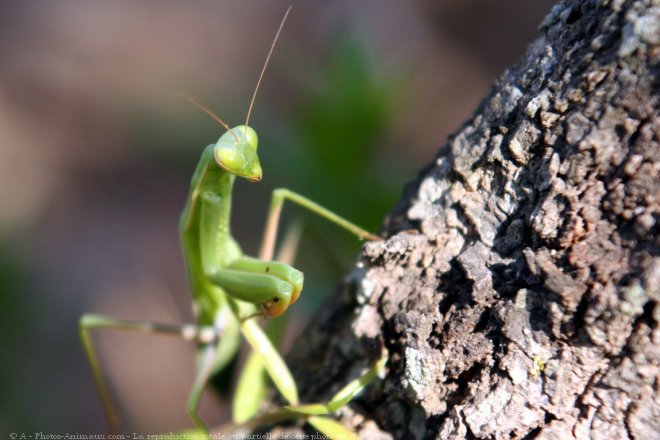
[231,353,387,439]
[79,314,222,433]
[284,354,387,416]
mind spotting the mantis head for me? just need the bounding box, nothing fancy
[211,4,289,184]
[181,4,289,185]
[214,125,262,182]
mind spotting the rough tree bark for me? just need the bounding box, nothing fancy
[269,1,659,438]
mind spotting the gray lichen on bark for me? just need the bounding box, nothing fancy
[281,0,659,438]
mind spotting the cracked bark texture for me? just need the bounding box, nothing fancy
[270,0,659,438]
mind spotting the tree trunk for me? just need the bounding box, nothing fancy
[278,0,659,438]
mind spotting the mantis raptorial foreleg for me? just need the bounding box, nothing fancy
[231,223,303,424]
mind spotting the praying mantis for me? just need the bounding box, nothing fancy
[80,7,386,438]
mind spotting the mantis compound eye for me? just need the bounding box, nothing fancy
[217,148,243,170]
[235,125,258,151]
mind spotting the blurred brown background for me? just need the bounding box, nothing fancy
[0,0,555,434]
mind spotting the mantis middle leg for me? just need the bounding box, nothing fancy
[259,188,380,261]
[79,313,228,433]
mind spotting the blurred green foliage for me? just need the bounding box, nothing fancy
[280,34,403,232]
[0,247,30,428]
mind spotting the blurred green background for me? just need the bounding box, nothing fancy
[0,0,555,434]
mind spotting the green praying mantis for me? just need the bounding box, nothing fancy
[80,7,386,438]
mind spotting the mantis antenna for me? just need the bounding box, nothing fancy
[244,6,292,131]
[176,91,241,144]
